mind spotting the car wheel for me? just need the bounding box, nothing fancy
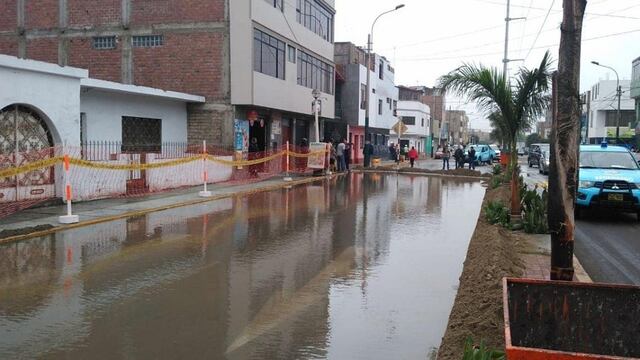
[539,168,543,174]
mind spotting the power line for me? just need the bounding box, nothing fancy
[396,28,640,62]
[524,0,555,61]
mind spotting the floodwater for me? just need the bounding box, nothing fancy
[0,173,485,359]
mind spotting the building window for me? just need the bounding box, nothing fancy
[360,84,366,110]
[288,45,296,63]
[379,60,384,80]
[421,118,425,127]
[378,99,383,115]
[264,0,283,11]
[387,97,392,110]
[122,117,162,153]
[296,0,334,43]
[132,35,163,48]
[254,28,286,80]
[401,116,416,125]
[92,36,116,50]
[604,110,634,127]
[297,49,333,94]
[393,100,397,110]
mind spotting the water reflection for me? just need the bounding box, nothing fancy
[0,173,485,359]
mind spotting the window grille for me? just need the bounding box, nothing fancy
[132,35,164,48]
[92,36,116,50]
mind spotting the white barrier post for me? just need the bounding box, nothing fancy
[325,143,332,176]
[58,154,79,224]
[199,140,212,197]
[284,141,293,182]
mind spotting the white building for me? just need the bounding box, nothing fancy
[0,55,235,204]
[586,79,635,144]
[230,0,336,149]
[396,101,430,154]
[334,42,399,158]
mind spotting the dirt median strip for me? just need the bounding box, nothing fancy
[436,184,526,360]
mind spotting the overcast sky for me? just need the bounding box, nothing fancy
[335,0,640,130]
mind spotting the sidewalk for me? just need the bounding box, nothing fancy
[0,174,326,243]
[520,233,592,282]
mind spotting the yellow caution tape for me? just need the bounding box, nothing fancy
[69,156,201,170]
[0,156,63,178]
[0,148,329,177]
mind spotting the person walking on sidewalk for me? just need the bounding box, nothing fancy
[363,140,374,167]
[442,143,451,170]
[336,139,346,172]
[408,146,418,168]
[454,145,464,169]
[468,146,477,170]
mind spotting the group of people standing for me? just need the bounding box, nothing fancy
[328,138,352,172]
[389,143,419,168]
[441,143,476,170]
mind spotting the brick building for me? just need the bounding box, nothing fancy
[0,0,336,150]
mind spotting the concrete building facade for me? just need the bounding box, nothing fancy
[334,42,398,159]
[445,110,469,146]
[632,57,640,139]
[586,79,635,144]
[410,86,447,148]
[0,0,336,151]
[396,86,430,155]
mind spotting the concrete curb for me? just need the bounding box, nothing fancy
[0,175,338,245]
[352,168,490,181]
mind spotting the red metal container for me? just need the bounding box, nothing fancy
[503,278,640,360]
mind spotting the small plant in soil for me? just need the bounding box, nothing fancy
[484,201,510,227]
[462,338,505,360]
[492,164,502,176]
[521,186,549,234]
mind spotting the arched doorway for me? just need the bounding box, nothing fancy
[0,104,56,203]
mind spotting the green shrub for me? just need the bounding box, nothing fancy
[521,187,549,234]
[492,164,502,175]
[463,338,505,360]
[485,201,510,227]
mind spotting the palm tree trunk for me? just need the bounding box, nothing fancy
[509,139,519,218]
[548,0,586,281]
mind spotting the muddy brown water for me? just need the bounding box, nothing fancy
[0,173,485,359]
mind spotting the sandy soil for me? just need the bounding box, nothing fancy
[436,183,526,359]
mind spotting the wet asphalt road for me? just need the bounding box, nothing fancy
[521,155,640,285]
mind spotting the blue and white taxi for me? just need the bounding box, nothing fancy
[576,143,640,220]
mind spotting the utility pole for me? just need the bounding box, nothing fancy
[503,0,526,79]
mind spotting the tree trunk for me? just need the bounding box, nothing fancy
[509,139,519,217]
[548,0,586,281]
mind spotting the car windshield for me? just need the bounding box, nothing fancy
[490,145,499,151]
[580,151,639,170]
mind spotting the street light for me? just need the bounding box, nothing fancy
[364,4,405,167]
[591,61,621,143]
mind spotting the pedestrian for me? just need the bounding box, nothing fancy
[336,139,346,172]
[363,140,374,167]
[442,143,450,170]
[408,146,418,168]
[468,146,477,170]
[389,143,396,161]
[395,143,401,163]
[454,145,464,169]
[345,142,352,171]
[248,137,259,177]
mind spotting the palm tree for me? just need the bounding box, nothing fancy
[439,52,552,217]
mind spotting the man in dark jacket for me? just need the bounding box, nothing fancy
[454,146,464,169]
[363,140,374,167]
[468,146,477,170]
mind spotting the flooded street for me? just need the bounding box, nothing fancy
[0,173,485,359]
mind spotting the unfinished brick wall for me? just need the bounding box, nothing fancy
[131,0,225,24]
[0,1,17,32]
[25,0,58,30]
[0,38,18,57]
[133,32,225,100]
[25,38,58,63]
[67,0,121,27]
[68,37,121,82]
[187,104,232,145]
